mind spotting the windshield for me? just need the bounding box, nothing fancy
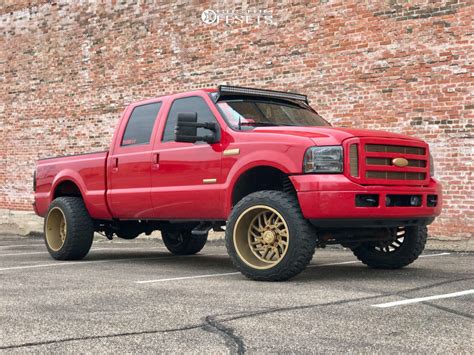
[216,98,330,130]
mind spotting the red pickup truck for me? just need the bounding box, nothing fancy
[34,86,442,281]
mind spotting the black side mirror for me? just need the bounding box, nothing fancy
[175,112,198,143]
[175,112,219,144]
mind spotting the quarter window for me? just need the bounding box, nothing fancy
[162,97,217,142]
[121,102,162,146]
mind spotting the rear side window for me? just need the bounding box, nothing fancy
[121,102,162,146]
[162,96,217,142]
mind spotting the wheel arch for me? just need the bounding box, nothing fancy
[53,180,83,199]
[49,171,91,214]
[226,164,297,215]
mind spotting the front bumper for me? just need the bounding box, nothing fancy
[289,175,442,224]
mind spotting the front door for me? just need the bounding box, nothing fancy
[151,95,224,219]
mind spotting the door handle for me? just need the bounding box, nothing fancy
[152,153,160,170]
[112,158,119,173]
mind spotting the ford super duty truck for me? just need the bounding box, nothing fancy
[34,85,442,281]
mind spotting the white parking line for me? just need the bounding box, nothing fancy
[0,256,168,271]
[135,252,452,284]
[372,289,474,308]
[0,254,223,272]
[0,251,47,256]
[307,252,450,268]
[309,261,358,267]
[0,244,44,249]
[136,272,241,284]
[419,252,451,258]
[0,246,170,257]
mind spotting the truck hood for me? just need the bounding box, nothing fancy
[253,126,424,145]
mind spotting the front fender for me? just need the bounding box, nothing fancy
[222,145,304,216]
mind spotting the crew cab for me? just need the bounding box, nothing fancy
[34,86,442,281]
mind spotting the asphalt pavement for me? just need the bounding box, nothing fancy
[0,235,472,353]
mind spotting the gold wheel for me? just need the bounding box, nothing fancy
[45,207,67,251]
[233,205,289,270]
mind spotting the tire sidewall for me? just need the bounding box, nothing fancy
[44,197,93,260]
[44,199,70,258]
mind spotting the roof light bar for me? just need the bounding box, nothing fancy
[217,85,308,103]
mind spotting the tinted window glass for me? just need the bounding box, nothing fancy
[163,97,217,142]
[217,99,329,129]
[121,103,162,146]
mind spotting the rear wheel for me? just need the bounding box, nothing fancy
[44,197,94,260]
[225,191,317,281]
[161,229,208,255]
[351,226,427,269]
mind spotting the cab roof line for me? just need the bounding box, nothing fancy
[216,85,308,104]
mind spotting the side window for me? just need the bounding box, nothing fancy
[162,96,217,142]
[121,102,162,146]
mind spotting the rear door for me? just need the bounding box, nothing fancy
[150,94,224,219]
[107,101,162,219]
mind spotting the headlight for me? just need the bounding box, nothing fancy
[430,153,435,176]
[304,146,343,173]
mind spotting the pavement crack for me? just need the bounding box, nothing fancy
[212,277,474,324]
[422,302,473,319]
[0,324,202,350]
[2,277,471,350]
[203,315,246,354]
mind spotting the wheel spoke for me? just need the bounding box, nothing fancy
[249,229,261,239]
[265,212,273,227]
[279,230,288,237]
[267,246,274,259]
[259,214,266,230]
[250,224,260,234]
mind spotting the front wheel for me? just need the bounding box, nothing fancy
[225,191,317,281]
[351,226,428,269]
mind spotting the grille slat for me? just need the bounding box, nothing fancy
[365,144,425,155]
[366,171,426,180]
[349,144,359,177]
[366,157,426,167]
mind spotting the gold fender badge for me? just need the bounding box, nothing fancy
[223,148,240,156]
[392,157,409,167]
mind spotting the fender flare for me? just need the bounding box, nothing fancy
[50,169,88,206]
[223,155,297,216]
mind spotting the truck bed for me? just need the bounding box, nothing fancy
[34,151,111,219]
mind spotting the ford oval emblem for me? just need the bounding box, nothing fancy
[392,157,409,167]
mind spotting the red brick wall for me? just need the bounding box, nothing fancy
[1,0,472,238]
